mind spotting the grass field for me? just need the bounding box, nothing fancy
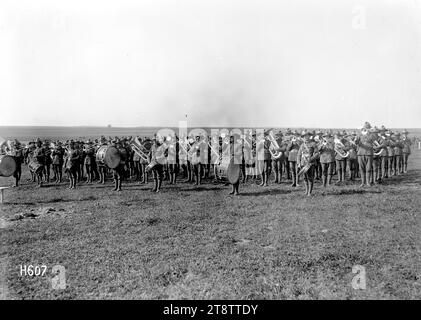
[1,148,420,299]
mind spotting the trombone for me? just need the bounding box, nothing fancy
[130,137,150,163]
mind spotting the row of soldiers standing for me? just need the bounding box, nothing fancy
[2,122,412,196]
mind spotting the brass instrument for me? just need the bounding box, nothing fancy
[334,138,349,158]
[267,131,283,159]
[130,137,150,162]
[373,140,383,156]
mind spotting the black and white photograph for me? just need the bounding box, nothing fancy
[0,0,420,304]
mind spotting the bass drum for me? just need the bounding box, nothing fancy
[96,146,124,169]
[0,155,17,177]
[217,156,241,184]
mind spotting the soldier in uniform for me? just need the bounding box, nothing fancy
[140,137,150,184]
[401,129,411,173]
[229,133,243,195]
[318,132,335,187]
[11,140,24,187]
[297,130,319,196]
[24,140,37,182]
[132,137,142,182]
[64,140,79,189]
[110,139,126,191]
[52,141,65,183]
[385,130,395,177]
[287,131,300,187]
[33,138,45,186]
[271,131,286,184]
[167,135,178,184]
[43,141,52,182]
[150,137,165,192]
[190,135,205,186]
[97,136,108,184]
[393,133,404,175]
[334,131,348,184]
[374,127,389,183]
[346,133,358,181]
[256,130,272,187]
[84,140,96,183]
[313,130,323,180]
[355,122,375,187]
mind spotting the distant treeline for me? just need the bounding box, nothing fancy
[1,126,420,142]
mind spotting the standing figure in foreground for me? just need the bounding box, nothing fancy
[43,141,52,182]
[64,141,79,189]
[355,122,375,187]
[11,140,24,187]
[393,133,403,175]
[297,130,319,196]
[52,141,65,183]
[150,137,166,192]
[386,130,395,177]
[97,137,108,184]
[33,139,45,186]
[287,131,300,187]
[111,139,126,191]
[401,130,411,173]
[84,140,96,183]
[318,132,335,188]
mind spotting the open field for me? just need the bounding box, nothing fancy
[1,126,421,142]
[0,144,420,299]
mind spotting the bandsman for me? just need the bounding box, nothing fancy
[334,131,348,184]
[150,136,166,192]
[33,138,45,186]
[345,132,358,181]
[257,130,272,187]
[402,129,411,173]
[43,140,52,182]
[386,130,395,177]
[167,135,178,184]
[84,140,96,183]
[10,140,24,187]
[287,130,301,187]
[271,130,286,184]
[64,140,79,189]
[355,122,375,187]
[97,136,108,184]
[393,133,403,175]
[52,141,65,183]
[318,131,335,187]
[297,130,319,196]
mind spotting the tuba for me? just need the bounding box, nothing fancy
[268,131,283,159]
[334,138,349,158]
[373,140,383,156]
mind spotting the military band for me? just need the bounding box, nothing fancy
[0,123,415,196]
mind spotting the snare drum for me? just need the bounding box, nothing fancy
[217,156,241,184]
[0,155,17,177]
[96,146,108,165]
[28,160,43,175]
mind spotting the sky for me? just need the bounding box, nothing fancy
[0,0,420,128]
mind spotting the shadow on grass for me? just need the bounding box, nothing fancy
[178,186,223,192]
[321,188,382,196]
[6,195,97,205]
[240,188,295,196]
